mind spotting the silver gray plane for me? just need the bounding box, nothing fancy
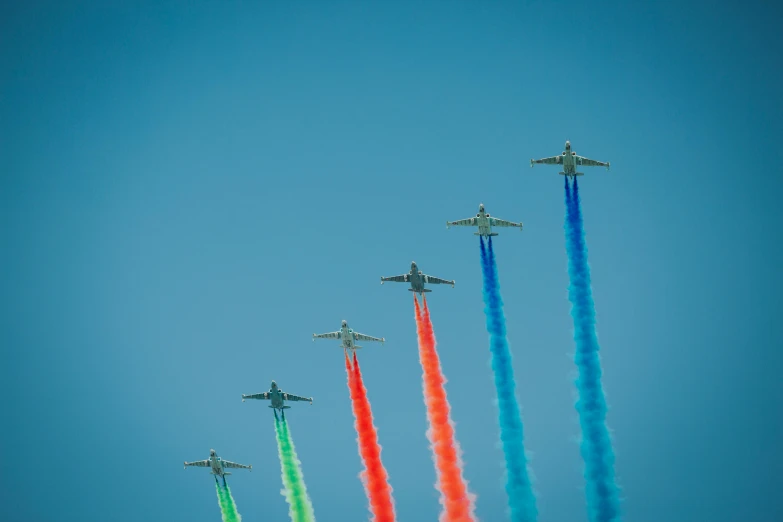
[381,261,454,294]
[184,449,251,487]
[446,203,523,237]
[530,140,610,177]
[242,380,312,419]
[313,320,385,351]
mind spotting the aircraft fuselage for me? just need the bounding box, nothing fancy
[268,383,289,410]
[469,208,495,237]
[560,145,579,175]
[409,271,424,293]
[341,325,356,349]
[209,455,225,476]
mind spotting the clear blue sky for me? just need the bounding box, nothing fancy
[1,2,781,521]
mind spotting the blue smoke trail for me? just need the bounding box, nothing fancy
[479,236,537,522]
[564,177,621,522]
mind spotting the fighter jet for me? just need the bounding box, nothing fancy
[184,449,251,487]
[530,140,610,177]
[242,380,312,419]
[381,261,454,294]
[446,203,523,237]
[313,320,385,351]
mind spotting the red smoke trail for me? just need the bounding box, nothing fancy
[345,351,397,522]
[415,296,478,522]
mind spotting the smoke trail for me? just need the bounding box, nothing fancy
[479,236,537,522]
[274,414,316,522]
[215,484,242,522]
[345,351,397,522]
[564,177,621,522]
[414,295,478,522]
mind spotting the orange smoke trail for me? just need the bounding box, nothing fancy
[345,351,397,522]
[415,295,478,522]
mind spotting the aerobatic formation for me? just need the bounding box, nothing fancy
[184,141,621,522]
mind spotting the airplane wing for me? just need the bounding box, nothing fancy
[489,217,523,229]
[184,460,210,468]
[531,155,563,166]
[222,460,252,471]
[423,274,455,286]
[283,393,313,403]
[353,332,385,343]
[576,155,610,169]
[313,331,342,340]
[242,392,270,400]
[446,217,477,227]
[381,274,408,283]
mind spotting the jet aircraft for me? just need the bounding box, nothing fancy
[313,320,385,351]
[530,140,610,177]
[381,261,454,294]
[446,203,523,237]
[184,449,251,487]
[242,380,312,419]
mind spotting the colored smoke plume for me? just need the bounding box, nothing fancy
[413,295,478,522]
[479,236,538,522]
[564,177,621,522]
[345,350,397,522]
[274,414,316,522]
[215,484,242,522]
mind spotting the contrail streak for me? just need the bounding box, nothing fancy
[564,177,621,522]
[345,350,397,522]
[215,484,242,522]
[479,236,537,522]
[274,413,316,522]
[414,295,478,522]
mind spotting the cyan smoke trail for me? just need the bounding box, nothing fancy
[479,237,537,522]
[564,177,621,522]
[215,484,242,522]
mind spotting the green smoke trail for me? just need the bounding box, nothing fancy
[275,414,316,522]
[215,484,242,522]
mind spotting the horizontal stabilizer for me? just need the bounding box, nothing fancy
[408,288,432,292]
[559,172,584,176]
[475,232,498,236]
[224,472,232,476]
